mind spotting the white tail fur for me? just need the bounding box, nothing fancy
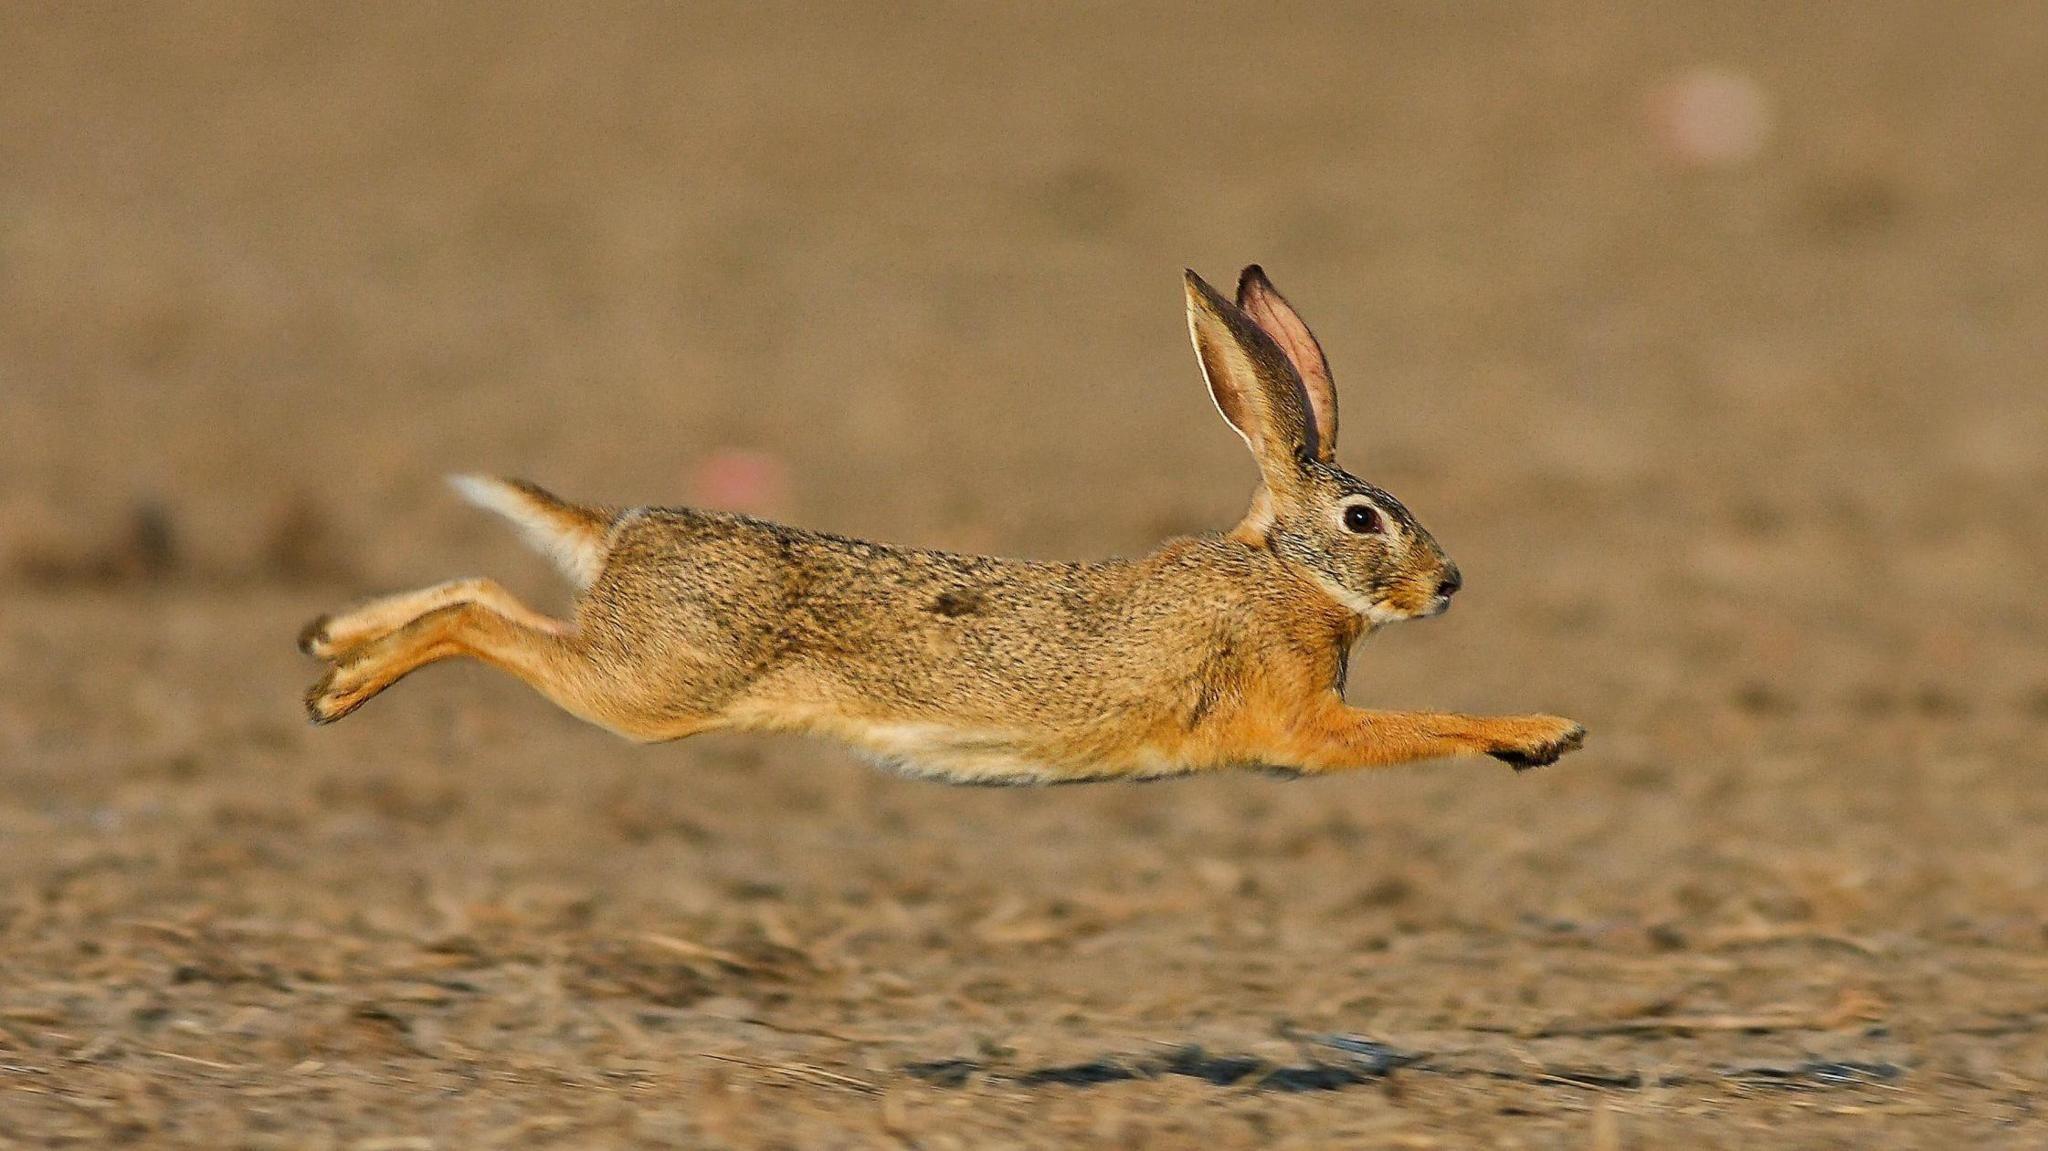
[448,474,611,589]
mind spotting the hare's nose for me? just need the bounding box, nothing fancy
[1435,567,1463,599]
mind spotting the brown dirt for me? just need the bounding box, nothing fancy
[4,4,2046,1147]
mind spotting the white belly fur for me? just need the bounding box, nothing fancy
[848,720,1189,787]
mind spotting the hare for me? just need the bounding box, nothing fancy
[301,267,1585,783]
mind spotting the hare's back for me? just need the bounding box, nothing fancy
[585,507,1220,727]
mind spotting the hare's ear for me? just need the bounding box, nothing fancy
[1236,265,1336,461]
[1184,269,1317,498]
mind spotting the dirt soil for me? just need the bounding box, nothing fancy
[4,4,2047,1147]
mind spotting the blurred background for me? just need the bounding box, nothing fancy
[2,4,2044,1145]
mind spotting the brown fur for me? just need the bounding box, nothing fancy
[302,268,1586,783]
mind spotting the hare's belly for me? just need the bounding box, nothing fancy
[847,720,1196,787]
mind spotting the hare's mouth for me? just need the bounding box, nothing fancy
[1365,597,1434,625]
[1307,572,1444,625]
[1363,588,1453,624]
[1394,571,1462,621]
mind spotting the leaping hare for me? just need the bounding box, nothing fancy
[302,267,1585,783]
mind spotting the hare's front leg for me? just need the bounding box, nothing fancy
[1278,695,1584,773]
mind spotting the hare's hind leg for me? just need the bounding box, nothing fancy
[303,591,716,741]
[305,593,605,727]
[299,578,566,660]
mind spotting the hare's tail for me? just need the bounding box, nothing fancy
[448,474,613,589]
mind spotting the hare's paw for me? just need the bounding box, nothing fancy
[299,609,391,661]
[298,613,340,658]
[305,661,378,725]
[1487,716,1586,771]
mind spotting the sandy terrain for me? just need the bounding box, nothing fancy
[3,4,2046,1146]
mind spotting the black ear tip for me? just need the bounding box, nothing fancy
[1183,268,1229,310]
[1236,265,1278,307]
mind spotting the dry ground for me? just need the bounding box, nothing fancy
[3,4,2046,1147]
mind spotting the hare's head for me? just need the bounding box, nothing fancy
[1186,266,1461,625]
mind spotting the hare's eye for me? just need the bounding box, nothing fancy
[1342,504,1383,535]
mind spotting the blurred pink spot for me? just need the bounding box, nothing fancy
[1648,67,1772,168]
[688,448,790,515]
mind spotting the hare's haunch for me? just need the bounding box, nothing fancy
[302,267,1585,783]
